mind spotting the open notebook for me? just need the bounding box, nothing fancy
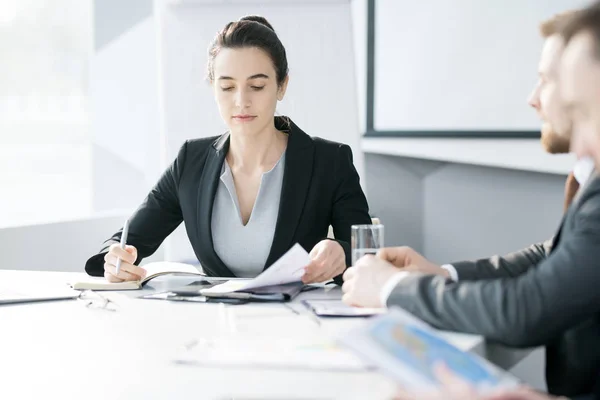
[71,261,205,291]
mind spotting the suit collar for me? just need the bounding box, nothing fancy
[212,131,229,152]
[275,116,313,150]
[210,116,312,150]
[572,170,599,207]
[554,172,600,250]
[196,137,236,277]
[264,117,315,268]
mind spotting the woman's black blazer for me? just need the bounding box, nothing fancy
[85,117,371,280]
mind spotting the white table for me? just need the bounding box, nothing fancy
[0,270,520,400]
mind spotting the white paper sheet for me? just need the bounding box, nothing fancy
[176,336,368,371]
[203,243,309,294]
[304,299,387,317]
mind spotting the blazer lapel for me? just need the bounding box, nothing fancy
[196,134,236,277]
[551,215,566,251]
[553,171,598,252]
[264,119,315,269]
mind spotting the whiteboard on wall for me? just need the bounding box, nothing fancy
[373,0,590,132]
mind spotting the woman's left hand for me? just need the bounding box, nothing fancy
[302,240,347,284]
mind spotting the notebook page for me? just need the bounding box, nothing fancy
[142,262,203,282]
[71,262,203,291]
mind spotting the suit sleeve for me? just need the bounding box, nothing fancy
[451,238,553,281]
[84,141,189,276]
[386,198,600,348]
[330,145,372,284]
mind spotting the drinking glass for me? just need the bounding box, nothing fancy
[351,224,384,265]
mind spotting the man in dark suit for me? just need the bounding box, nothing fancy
[558,5,600,398]
[345,174,600,398]
[342,9,600,399]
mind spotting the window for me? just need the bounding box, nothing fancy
[0,0,92,228]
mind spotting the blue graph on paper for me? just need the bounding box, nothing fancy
[369,319,499,385]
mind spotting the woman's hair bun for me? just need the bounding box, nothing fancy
[239,15,275,32]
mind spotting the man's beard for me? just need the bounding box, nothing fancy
[541,122,571,154]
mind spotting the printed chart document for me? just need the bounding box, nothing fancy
[338,308,519,393]
[200,243,309,301]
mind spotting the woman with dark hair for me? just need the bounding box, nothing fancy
[85,15,371,284]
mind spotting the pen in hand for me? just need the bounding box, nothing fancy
[115,219,130,275]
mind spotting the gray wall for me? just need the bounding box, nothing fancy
[90,1,162,214]
[0,215,161,272]
[93,0,152,50]
[365,153,565,265]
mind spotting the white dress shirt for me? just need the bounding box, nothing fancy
[379,157,595,306]
[573,156,595,187]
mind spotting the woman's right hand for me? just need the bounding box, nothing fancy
[103,243,146,282]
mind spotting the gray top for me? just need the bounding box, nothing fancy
[211,153,286,278]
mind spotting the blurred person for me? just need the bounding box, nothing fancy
[561,2,600,171]
[343,9,600,398]
[555,4,600,397]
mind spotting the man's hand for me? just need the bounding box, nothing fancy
[394,363,569,400]
[341,255,401,307]
[378,246,450,278]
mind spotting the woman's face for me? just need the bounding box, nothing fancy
[212,46,287,137]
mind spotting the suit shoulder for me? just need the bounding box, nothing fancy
[578,176,600,203]
[575,176,600,215]
[185,136,221,152]
[309,137,357,174]
[173,136,220,160]
[168,136,222,177]
[310,136,352,154]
